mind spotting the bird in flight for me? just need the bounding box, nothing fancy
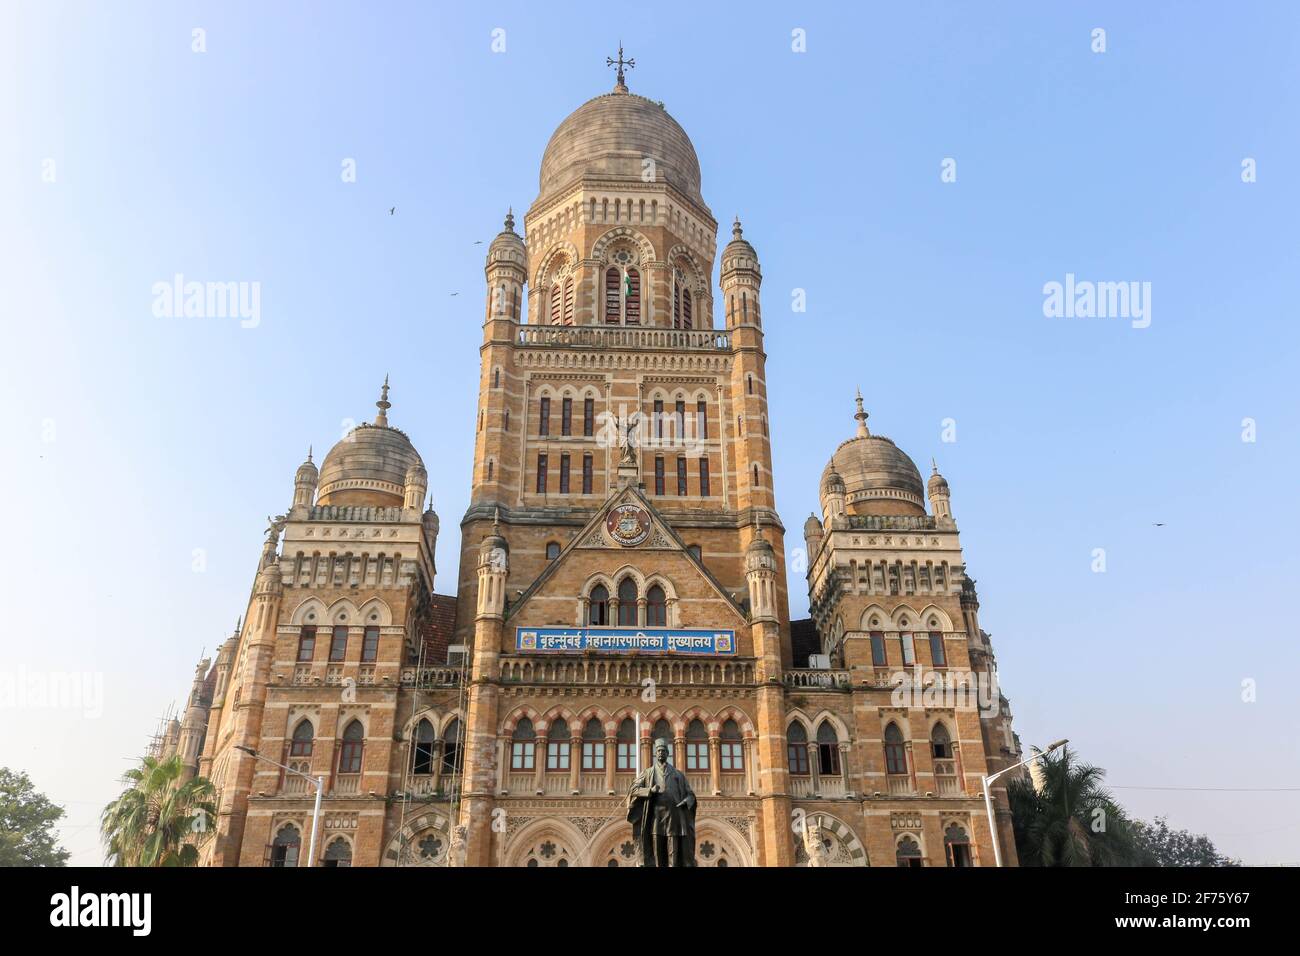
[389,207,396,215]
[1153,522,1165,527]
[450,292,459,296]
[473,240,483,244]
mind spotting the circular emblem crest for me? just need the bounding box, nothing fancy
[606,505,651,547]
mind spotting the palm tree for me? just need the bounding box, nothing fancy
[101,754,217,867]
[1007,744,1136,866]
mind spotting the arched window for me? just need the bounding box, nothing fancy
[589,585,609,626]
[545,541,560,561]
[338,720,364,775]
[546,719,570,771]
[816,721,841,776]
[896,836,923,868]
[884,723,908,775]
[581,718,604,771]
[617,577,638,626]
[930,723,953,760]
[441,718,460,775]
[562,276,575,325]
[752,464,760,487]
[787,723,810,776]
[646,585,666,626]
[616,718,637,771]
[625,268,641,323]
[269,823,301,868]
[682,287,692,329]
[651,719,674,762]
[685,719,709,771]
[493,368,500,388]
[511,718,535,770]
[944,823,973,868]
[289,719,314,758]
[720,719,744,772]
[550,283,563,325]
[296,625,316,662]
[411,718,435,775]
[605,268,621,323]
[322,837,352,868]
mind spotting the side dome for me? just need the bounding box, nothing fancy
[820,395,926,516]
[538,87,704,206]
[316,381,425,508]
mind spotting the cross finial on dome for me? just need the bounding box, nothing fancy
[607,42,634,92]
[375,375,391,427]
[854,389,870,438]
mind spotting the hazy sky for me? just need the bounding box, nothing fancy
[3,1,1297,865]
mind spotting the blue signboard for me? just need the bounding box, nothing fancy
[515,626,735,656]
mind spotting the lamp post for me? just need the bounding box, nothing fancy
[981,738,1068,868]
[236,744,324,867]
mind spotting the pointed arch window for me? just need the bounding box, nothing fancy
[930,723,953,760]
[322,837,352,868]
[581,718,605,771]
[268,823,301,868]
[589,585,609,626]
[787,723,810,775]
[816,721,841,776]
[290,719,314,758]
[511,718,536,770]
[411,718,435,775]
[685,719,709,771]
[896,836,923,868]
[546,719,570,771]
[605,268,622,323]
[646,585,666,627]
[616,718,637,771]
[720,719,744,772]
[550,283,563,325]
[617,577,638,626]
[338,720,364,775]
[296,626,316,662]
[884,723,908,775]
[441,718,461,775]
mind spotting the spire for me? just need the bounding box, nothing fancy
[307,445,313,463]
[607,42,634,92]
[853,389,870,438]
[375,375,391,427]
[504,207,515,233]
[493,506,501,532]
[931,457,939,474]
[732,216,743,240]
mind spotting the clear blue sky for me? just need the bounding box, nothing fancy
[3,1,1297,865]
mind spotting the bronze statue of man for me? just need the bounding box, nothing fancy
[626,737,697,866]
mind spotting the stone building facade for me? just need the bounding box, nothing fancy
[149,69,1023,867]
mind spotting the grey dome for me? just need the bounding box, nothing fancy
[538,89,703,205]
[317,423,423,507]
[822,435,925,514]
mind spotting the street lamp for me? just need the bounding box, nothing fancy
[981,738,1067,868]
[235,744,324,868]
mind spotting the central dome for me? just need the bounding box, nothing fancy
[538,87,703,206]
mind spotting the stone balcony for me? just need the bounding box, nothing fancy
[783,668,852,690]
[498,656,755,688]
[517,324,729,351]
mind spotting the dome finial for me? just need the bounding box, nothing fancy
[931,457,939,473]
[307,445,313,463]
[493,506,501,531]
[606,42,634,92]
[375,375,391,427]
[853,389,870,438]
[732,216,743,240]
[504,207,515,232]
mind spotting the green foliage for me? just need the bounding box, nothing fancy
[1008,746,1238,867]
[0,768,70,867]
[1007,745,1137,866]
[100,754,217,867]
[1128,816,1239,867]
